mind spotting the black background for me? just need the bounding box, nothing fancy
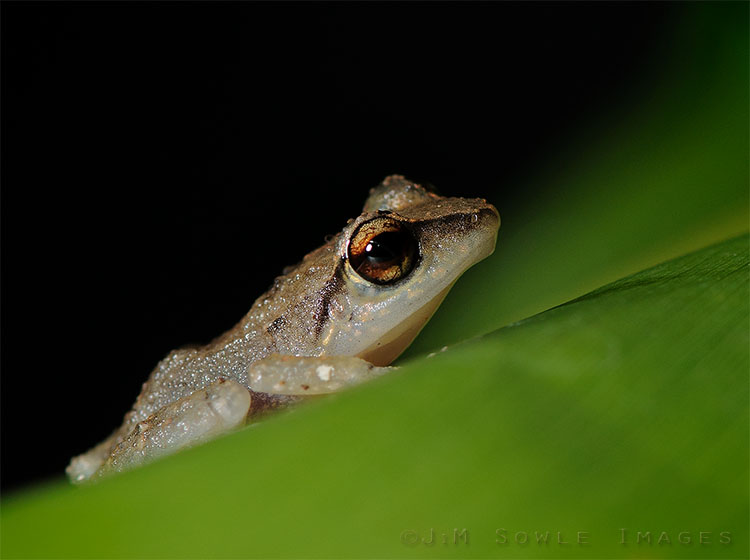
[2,2,673,491]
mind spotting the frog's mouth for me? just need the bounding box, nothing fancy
[355,283,454,366]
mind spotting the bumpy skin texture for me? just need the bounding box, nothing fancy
[67,175,500,482]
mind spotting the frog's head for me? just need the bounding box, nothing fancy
[318,175,500,365]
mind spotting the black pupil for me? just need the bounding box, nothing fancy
[364,232,404,263]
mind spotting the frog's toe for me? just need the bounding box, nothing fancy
[66,435,119,483]
[66,452,103,483]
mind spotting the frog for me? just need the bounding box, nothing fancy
[66,175,500,482]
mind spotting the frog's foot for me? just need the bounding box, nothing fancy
[73,378,252,482]
[247,354,392,395]
[66,432,120,483]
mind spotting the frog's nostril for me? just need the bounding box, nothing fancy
[468,206,500,228]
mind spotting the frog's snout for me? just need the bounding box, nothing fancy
[468,204,500,260]
[475,204,500,229]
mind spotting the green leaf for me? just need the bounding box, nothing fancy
[2,235,747,559]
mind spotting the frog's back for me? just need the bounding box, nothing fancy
[119,237,342,431]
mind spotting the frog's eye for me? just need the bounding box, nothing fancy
[347,217,418,285]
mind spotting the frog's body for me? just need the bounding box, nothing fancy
[67,176,499,482]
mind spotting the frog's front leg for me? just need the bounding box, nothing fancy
[247,354,391,395]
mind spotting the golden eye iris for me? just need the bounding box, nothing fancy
[347,217,417,285]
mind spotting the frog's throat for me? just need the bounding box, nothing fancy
[355,283,454,366]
